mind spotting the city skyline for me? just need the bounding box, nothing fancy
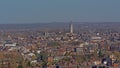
[0,0,120,24]
[0,0,120,68]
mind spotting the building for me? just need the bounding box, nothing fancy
[4,40,16,47]
[70,23,73,34]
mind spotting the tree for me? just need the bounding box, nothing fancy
[27,61,31,67]
[97,49,103,58]
[42,61,47,68]
[18,64,23,68]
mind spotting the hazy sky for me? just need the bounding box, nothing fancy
[0,0,120,24]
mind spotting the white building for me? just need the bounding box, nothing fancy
[4,43,16,47]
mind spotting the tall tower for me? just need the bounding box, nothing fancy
[70,23,73,34]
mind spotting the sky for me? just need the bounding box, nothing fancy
[0,0,120,24]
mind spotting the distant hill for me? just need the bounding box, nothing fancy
[0,22,120,32]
